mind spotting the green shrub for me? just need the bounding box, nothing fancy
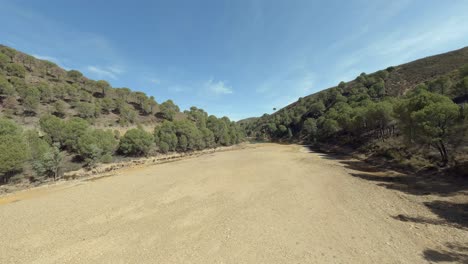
[5,63,26,78]
[119,128,154,156]
[0,119,29,182]
[77,129,118,165]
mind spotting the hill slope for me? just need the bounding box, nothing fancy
[243,46,468,172]
[0,45,244,185]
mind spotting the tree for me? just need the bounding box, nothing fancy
[0,119,29,183]
[67,70,83,80]
[320,118,340,138]
[77,129,118,166]
[412,100,460,166]
[76,102,97,119]
[452,76,468,99]
[39,115,64,143]
[159,100,180,121]
[101,97,116,114]
[33,144,63,181]
[0,75,15,95]
[53,100,67,118]
[395,89,461,165]
[118,105,137,125]
[154,121,178,152]
[37,83,53,103]
[309,101,325,118]
[0,46,16,63]
[22,86,40,115]
[61,117,89,151]
[96,80,110,97]
[459,64,468,78]
[0,53,9,69]
[428,76,452,95]
[302,118,318,142]
[119,128,154,156]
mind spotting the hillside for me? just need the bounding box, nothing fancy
[242,46,468,173]
[0,45,188,130]
[0,45,244,185]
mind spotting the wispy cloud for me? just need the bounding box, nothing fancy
[149,78,161,85]
[86,65,125,79]
[168,85,187,93]
[32,54,60,63]
[205,79,233,95]
[330,9,468,83]
[32,54,71,70]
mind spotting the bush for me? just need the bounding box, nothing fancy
[5,63,26,78]
[32,144,63,180]
[76,102,97,119]
[0,119,29,182]
[119,128,154,156]
[77,129,118,165]
[101,154,113,163]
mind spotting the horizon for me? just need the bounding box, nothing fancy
[1,0,468,120]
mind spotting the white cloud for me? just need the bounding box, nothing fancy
[107,65,125,75]
[32,54,59,63]
[168,85,186,93]
[205,79,233,95]
[87,66,118,79]
[149,78,161,85]
[32,54,72,70]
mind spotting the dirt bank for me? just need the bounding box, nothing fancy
[0,143,466,263]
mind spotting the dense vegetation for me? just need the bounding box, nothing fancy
[0,45,243,184]
[243,48,468,173]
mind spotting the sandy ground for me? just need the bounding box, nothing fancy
[0,143,466,264]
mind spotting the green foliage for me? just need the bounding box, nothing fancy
[320,118,340,137]
[0,118,22,135]
[428,76,452,95]
[32,144,63,180]
[22,86,40,114]
[0,46,16,61]
[0,119,29,182]
[0,75,14,95]
[76,102,97,119]
[159,99,180,121]
[154,121,178,152]
[452,76,468,98]
[67,70,83,80]
[5,63,26,78]
[118,104,137,125]
[302,118,318,142]
[96,80,110,96]
[53,100,67,117]
[0,53,9,68]
[77,129,118,166]
[395,89,461,165]
[119,128,154,156]
[40,115,89,151]
[459,64,468,78]
[39,115,65,144]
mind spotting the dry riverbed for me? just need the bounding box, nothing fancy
[0,143,466,263]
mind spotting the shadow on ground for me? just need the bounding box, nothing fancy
[392,200,468,229]
[423,243,468,263]
[306,145,468,231]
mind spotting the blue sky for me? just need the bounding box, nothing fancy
[1,0,468,120]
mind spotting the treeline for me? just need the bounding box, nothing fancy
[244,64,468,169]
[0,108,243,183]
[0,45,182,126]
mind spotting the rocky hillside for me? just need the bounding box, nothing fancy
[242,46,468,173]
[0,45,244,185]
[0,44,185,130]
